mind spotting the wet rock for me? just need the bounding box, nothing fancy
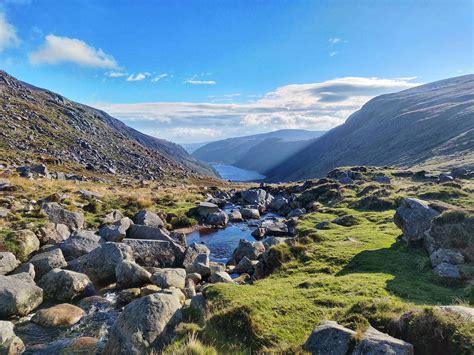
[209,271,233,283]
[151,268,186,289]
[433,262,460,278]
[59,337,100,355]
[0,252,19,275]
[60,230,102,259]
[12,229,40,261]
[38,268,93,301]
[41,202,84,230]
[69,242,134,287]
[0,320,25,354]
[304,320,355,355]
[78,295,112,311]
[241,189,267,206]
[229,209,244,222]
[196,202,220,218]
[123,239,185,268]
[0,274,43,317]
[32,303,85,327]
[352,325,413,355]
[115,260,151,289]
[241,208,260,219]
[132,210,164,228]
[104,293,183,354]
[251,227,266,239]
[28,248,67,279]
[99,217,132,242]
[233,239,265,263]
[394,198,439,245]
[205,210,228,226]
[430,248,464,267]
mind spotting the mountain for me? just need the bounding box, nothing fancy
[180,142,212,154]
[0,71,216,179]
[265,75,474,182]
[192,129,326,173]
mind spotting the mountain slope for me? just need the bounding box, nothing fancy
[0,71,216,179]
[265,75,474,182]
[192,129,325,167]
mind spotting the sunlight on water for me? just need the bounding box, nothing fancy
[212,163,266,182]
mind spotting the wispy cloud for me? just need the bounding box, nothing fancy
[185,79,216,85]
[329,51,338,57]
[107,71,127,78]
[0,13,19,52]
[93,77,420,142]
[126,72,150,81]
[328,37,341,44]
[29,34,118,68]
[151,73,168,82]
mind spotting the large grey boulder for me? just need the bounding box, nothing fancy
[41,202,84,230]
[0,320,25,354]
[436,305,474,321]
[38,268,93,301]
[261,219,289,236]
[287,208,306,218]
[196,202,220,218]
[183,243,210,270]
[39,222,70,244]
[241,189,267,206]
[0,274,43,318]
[123,239,185,268]
[233,239,265,263]
[209,271,233,284]
[68,242,134,287]
[151,268,186,289]
[0,252,19,275]
[394,198,440,245]
[103,293,183,354]
[304,320,356,355]
[241,208,260,220]
[132,210,164,228]
[115,260,151,289]
[433,262,460,278]
[233,256,257,274]
[60,230,102,258]
[205,210,229,226]
[126,224,170,241]
[430,248,464,267]
[31,303,85,328]
[11,229,40,261]
[229,209,244,222]
[28,248,67,279]
[269,196,289,212]
[99,217,133,242]
[101,209,124,225]
[352,326,413,355]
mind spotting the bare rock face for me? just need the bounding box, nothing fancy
[104,293,183,354]
[0,274,43,318]
[31,303,85,327]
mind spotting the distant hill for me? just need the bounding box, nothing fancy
[0,71,216,179]
[192,129,325,173]
[265,75,474,182]
[180,142,212,154]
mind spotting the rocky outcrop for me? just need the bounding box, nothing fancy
[38,268,93,301]
[0,274,43,317]
[104,293,183,354]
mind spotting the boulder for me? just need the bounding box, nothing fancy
[169,231,187,248]
[373,175,391,184]
[0,274,43,317]
[183,243,210,271]
[104,293,183,354]
[115,260,151,289]
[394,198,439,245]
[140,285,162,297]
[430,248,464,267]
[11,229,40,261]
[11,262,35,280]
[438,174,454,183]
[39,222,70,244]
[41,202,84,230]
[101,210,123,225]
[58,337,101,354]
[269,196,289,212]
[229,210,244,222]
[241,208,260,220]
[352,326,413,355]
[304,320,355,355]
[123,239,185,268]
[332,214,359,227]
[151,268,186,289]
[209,271,233,284]
[241,189,267,206]
[262,236,288,249]
[99,217,133,242]
[32,303,85,327]
[0,252,19,275]
[205,210,229,226]
[233,256,257,274]
[338,176,354,185]
[316,221,330,230]
[196,202,220,218]
[261,219,289,236]
[433,262,460,278]
[117,288,141,307]
[132,210,164,228]
[187,254,211,277]
[233,239,265,263]
[0,320,25,354]
[68,242,134,287]
[28,248,67,279]
[38,268,93,301]
[60,230,102,259]
[287,208,306,218]
[436,305,474,320]
[126,224,170,241]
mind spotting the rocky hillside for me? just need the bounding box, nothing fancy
[265,75,474,182]
[192,129,325,169]
[0,71,216,180]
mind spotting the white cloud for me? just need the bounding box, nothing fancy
[146,127,223,142]
[329,51,338,57]
[151,73,168,82]
[107,71,127,77]
[29,35,118,68]
[126,72,150,81]
[0,13,19,52]
[93,76,421,142]
[185,79,216,85]
[329,38,341,44]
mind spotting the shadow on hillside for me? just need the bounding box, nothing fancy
[336,242,465,305]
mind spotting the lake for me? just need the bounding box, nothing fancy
[212,163,266,182]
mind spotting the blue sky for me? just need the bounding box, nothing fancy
[1,0,473,142]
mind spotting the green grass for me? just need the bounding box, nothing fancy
[202,207,471,352]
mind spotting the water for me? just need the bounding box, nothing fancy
[212,163,265,182]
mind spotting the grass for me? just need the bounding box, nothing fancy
[201,207,472,352]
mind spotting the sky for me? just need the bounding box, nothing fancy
[1,0,473,143]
